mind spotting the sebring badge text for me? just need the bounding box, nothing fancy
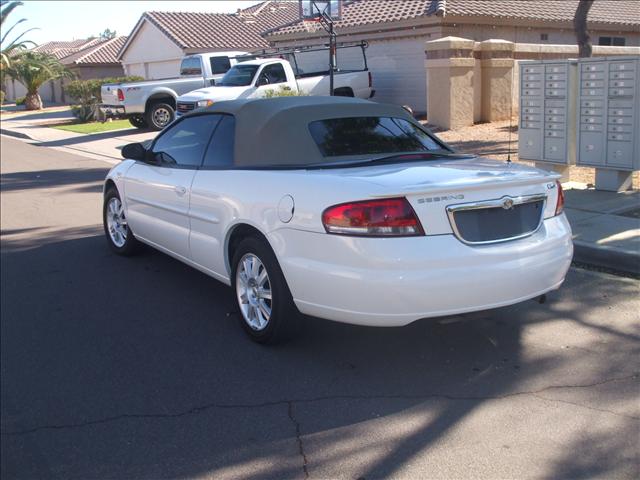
[417,194,465,204]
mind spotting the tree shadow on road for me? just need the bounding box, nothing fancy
[0,167,107,193]
[1,231,638,479]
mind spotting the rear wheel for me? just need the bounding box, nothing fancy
[103,187,139,256]
[145,102,175,130]
[129,115,148,129]
[231,237,299,344]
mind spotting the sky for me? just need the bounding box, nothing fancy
[4,1,264,46]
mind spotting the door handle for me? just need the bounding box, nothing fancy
[174,186,187,196]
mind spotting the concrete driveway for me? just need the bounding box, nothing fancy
[1,136,639,479]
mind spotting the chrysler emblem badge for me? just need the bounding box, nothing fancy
[502,198,514,210]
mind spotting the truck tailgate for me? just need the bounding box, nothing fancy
[101,84,121,105]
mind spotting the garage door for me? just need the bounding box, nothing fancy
[147,60,180,80]
[126,63,146,78]
[364,38,427,114]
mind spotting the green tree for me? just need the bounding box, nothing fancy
[6,51,72,109]
[99,28,116,40]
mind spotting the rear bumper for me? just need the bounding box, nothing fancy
[270,214,573,327]
[99,105,126,117]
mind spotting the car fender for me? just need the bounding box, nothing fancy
[103,159,136,199]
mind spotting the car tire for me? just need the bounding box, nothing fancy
[129,115,148,129]
[145,102,175,131]
[231,237,299,344]
[103,187,139,256]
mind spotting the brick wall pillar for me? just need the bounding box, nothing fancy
[425,36,476,130]
[479,39,515,122]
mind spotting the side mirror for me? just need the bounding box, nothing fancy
[256,75,269,87]
[121,142,148,161]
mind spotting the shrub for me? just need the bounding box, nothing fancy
[15,96,25,105]
[70,104,95,122]
[263,86,307,98]
[64,76,143,122]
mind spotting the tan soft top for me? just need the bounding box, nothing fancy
[190,96,416,167]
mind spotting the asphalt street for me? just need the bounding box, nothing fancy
[1,135,639,479]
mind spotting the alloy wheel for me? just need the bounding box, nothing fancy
[106,197,128,247]
[236,253,273,331]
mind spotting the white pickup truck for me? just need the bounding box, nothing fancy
[100,51,249,130]
[176,54,374,116]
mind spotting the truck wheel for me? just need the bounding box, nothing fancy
[129,115,148,129]
[146,103,175,130]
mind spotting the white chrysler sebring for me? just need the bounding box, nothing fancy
[103,97,573,343]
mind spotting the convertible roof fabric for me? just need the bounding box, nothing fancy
[189,96,414,167]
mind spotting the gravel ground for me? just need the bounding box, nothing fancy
[426,120,639,189]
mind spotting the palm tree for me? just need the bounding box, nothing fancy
[574,0,595,57]
[1,1,37,70]
[6,51,72,109]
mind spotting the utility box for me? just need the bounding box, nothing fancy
[518,60,577,176]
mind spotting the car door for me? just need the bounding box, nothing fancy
[124,114,221,260]
[189,114,236,278]
[252,63,294,98]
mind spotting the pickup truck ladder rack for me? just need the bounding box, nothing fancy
[239,41,370,73]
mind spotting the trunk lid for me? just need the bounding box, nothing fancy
[318,157,561,238]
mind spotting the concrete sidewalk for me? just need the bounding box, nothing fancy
[1,110,638,274]
[564,186,640,275]
[0,108,154,163]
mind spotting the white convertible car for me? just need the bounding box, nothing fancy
[103,96,573,343]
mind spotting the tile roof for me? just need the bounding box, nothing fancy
[127,0,299,54]
[61,36,128,65]
[31,38,104,59]
[266,0,640,37]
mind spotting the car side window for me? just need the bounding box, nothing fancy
[210,56,231,75]
[202,115,235,168]
[258,63,287,85]
[152,115,221,168]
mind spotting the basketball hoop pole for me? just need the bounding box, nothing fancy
[309,0,337,95]
[329,21,336,96]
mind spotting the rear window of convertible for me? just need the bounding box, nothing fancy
[308,117,444,157]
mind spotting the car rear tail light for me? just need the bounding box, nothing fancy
[322,197,424,236]
[368,71,372,88]
[555,180,564,216]
[117,88,125,101]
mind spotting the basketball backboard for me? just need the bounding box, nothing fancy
[299,0,342,21]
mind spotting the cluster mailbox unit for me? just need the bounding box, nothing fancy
[519,57,639,191]
[518,60,577,167]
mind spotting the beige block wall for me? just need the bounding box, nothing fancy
[445,24,640,47]
[425,37,640,130]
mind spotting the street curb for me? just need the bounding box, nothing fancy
[0,128,33,140]
[573,241,640,276]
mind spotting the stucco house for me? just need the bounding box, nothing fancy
[4,36,127,104]
[264,0,640,114]
[117,0,299,79]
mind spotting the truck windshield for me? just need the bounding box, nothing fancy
[308,117,446,157]
[218,65,259,86]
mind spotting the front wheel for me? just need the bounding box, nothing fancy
[145,102,175,130]
[231,237,299,344]
[129,115,148,129]
[103,187,139,255]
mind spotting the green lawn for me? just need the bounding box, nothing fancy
[51,119,132,134]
